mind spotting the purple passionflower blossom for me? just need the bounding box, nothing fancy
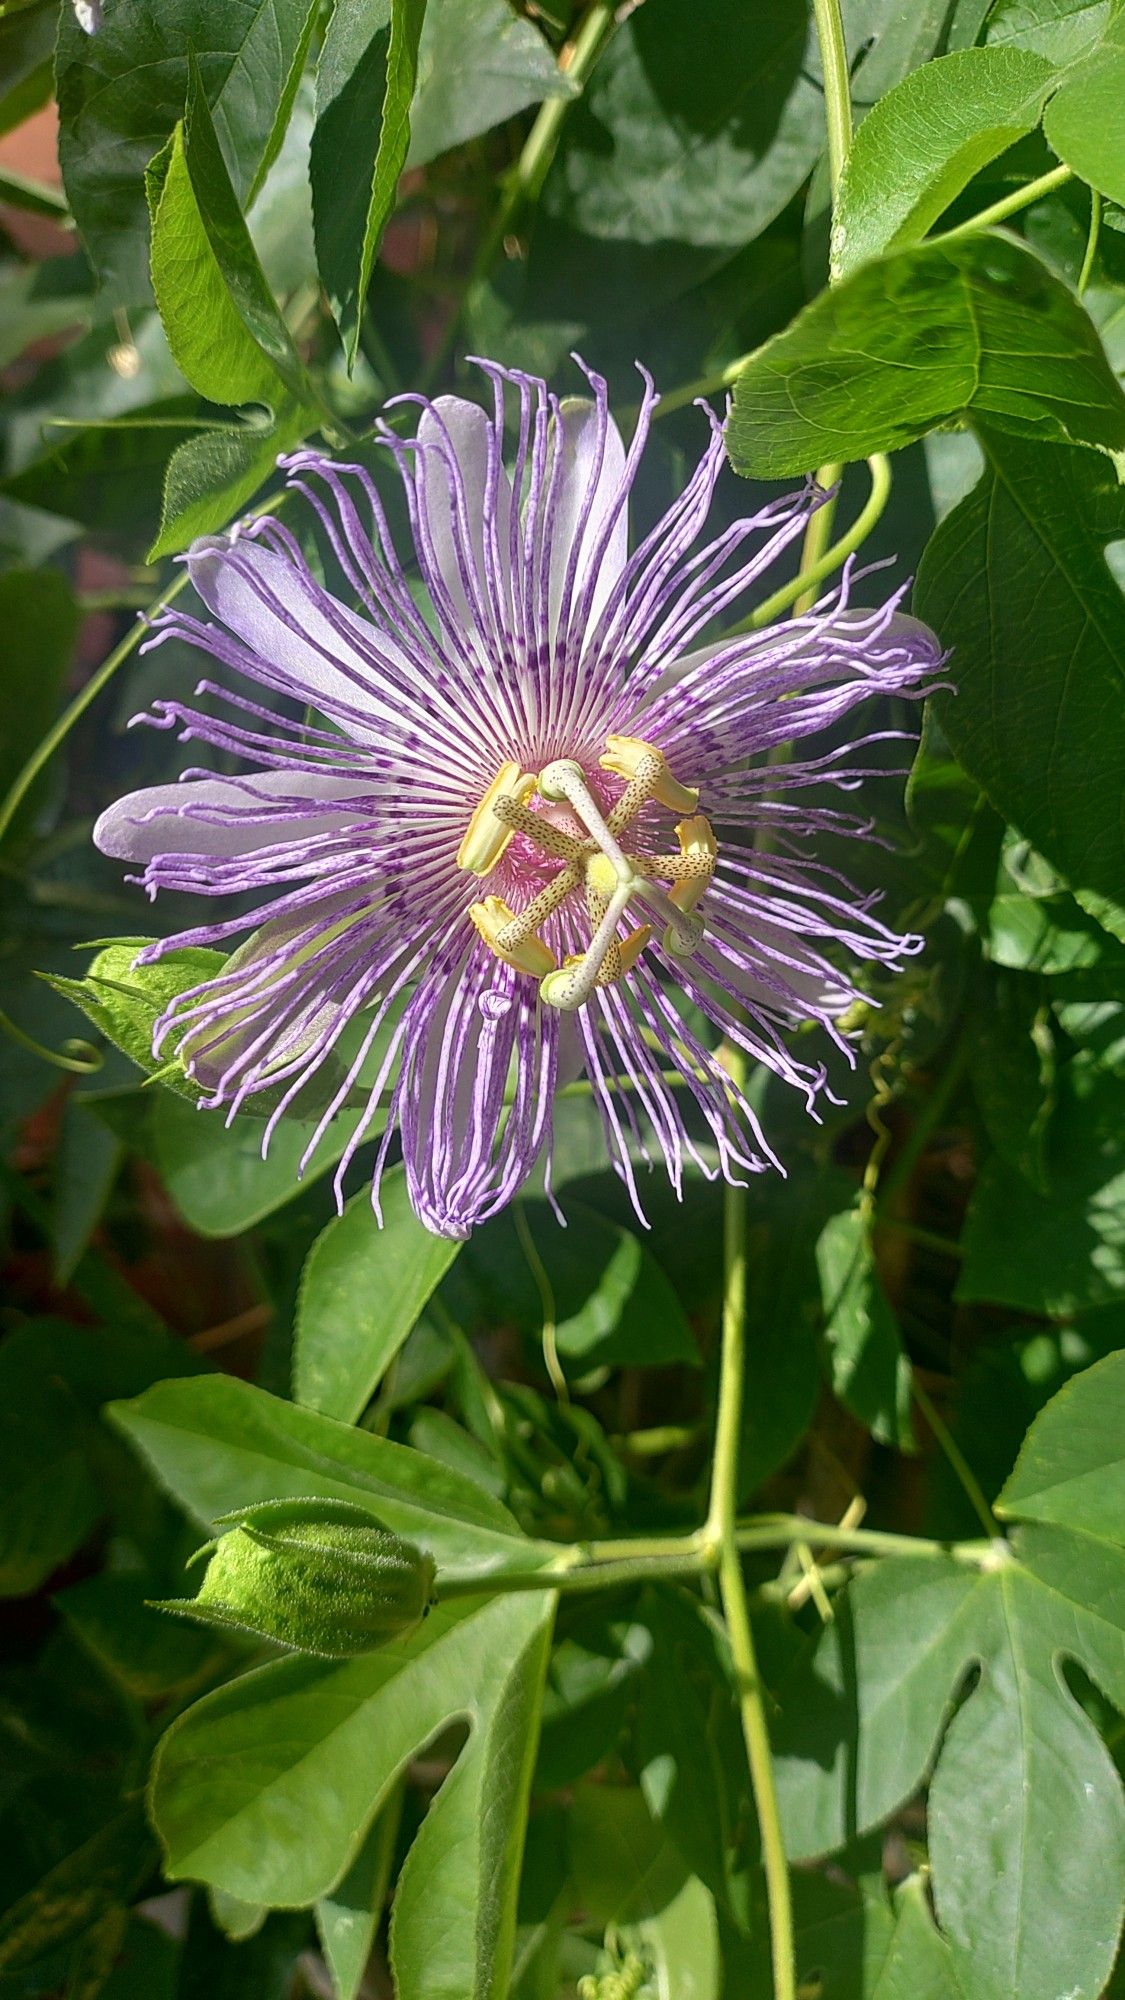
[95,360,942,1238]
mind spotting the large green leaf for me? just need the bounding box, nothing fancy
[55,0,320,306]
[773,1353,1125,2000]
[405,0,569,171]
[916,428,1125,911]
[541,0,820,255]
[108,1373,560,1582]
[149,1091,364,1237]
[958,1053,1125,1313]
[151,1589,554,2000]
[1042,11,1125,204]
[312,0,427,367]
[833,48,1056,275]
[294,1166,463,1424]
[728,234,1125,476]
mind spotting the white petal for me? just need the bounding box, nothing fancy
[188,540,411,739]
[94,772,374,862]
[415,396,512,642]
[547,397,628,645]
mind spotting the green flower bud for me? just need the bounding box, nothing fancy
[159,1499,437,1659]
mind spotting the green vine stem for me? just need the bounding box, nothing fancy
[436,1515,996,1601]
[706,1047,797,2000]
[934,161,1072,245]
[1078,184,1102,297]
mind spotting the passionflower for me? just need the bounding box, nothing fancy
[95,361,941,1237]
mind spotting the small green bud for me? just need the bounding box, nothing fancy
[159,1500,437,1658]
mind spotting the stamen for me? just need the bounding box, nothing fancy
[644,815,718,911]
[538,759,635,885]
[458,762,536,875]
[469,896,557,976]
[600,734,699,815]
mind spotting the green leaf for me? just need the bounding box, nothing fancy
[567,1782,689,1928]
[147,73,310,410]
[834,48,1057,276]
[997,1346,1125,1533]
[959,1052,1125,1313]
[0,1,55,139]
[45,940,228,1101]
[916,427,1125,910]
[728,234,1125,476]
[149,1087,377,1236]
[774,1539,1125,2000]
[148,411,301,557]
[984,0,1112,64]
[543,0,822,255]
[817,1208,914,1451]
[151,1589,554,2000]
[294,1166,463,1424]
[445,1198,698,1376]
[52,1097,124,1286]
[315,1797,400,2000]
[0,568,78,845]
[55,0,321,306]
[108,1373,559,1582]
[988,844,1125,979]
[628,1874,720,2000]
[312,0,428,367]
[143,72,318,553]
[1043,12,1125,204]
[405,0,570,171]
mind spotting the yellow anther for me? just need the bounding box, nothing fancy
[616,923,652,974]
[600,734,699,815]
[469,896,557,977]
[457,762,536,876]
[668,815,718,915]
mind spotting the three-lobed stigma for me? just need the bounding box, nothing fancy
[461,735,716,1011]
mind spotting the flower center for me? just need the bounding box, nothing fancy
[458,735,717,1011]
